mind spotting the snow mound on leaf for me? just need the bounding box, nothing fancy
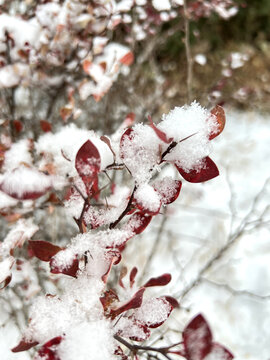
[120,123,161,184]
[3,139,32,171]
[133,297,171,327]
[0,166,52,200]
[57,321,116,360]
[24,275,105,344]
[134,184,161,214]
[158,101,218,172]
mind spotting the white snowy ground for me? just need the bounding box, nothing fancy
[125,108,270,360]
[0,108,269,360]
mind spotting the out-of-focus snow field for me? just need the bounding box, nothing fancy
[0,108,269,360]
[125,108,270,360]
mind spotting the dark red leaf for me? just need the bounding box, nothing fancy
[164,296,179,309]
[115,346,129,360]
[209,343,234,360]
[13,120,23,133]
[143,273,171,288]
[100,289,119,313]
[209,105,226,140]
[148,115,173,144]
[102,252,122,283]
[0,274,12,290]
[110,288,145,318]
[175,157,219,183]
[50,257,79,278]
[154,179,182,205]
[28,240,62,262]
[129,267,138,288]
[127,212,152,235]
[37,336,62,360]
[183,314,212,360]
[75,140,101,180]
[40,120,52,133]
[120,128,134,159]
[12,339,38,353]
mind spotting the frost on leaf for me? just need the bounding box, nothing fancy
[126,211,152,235]
[153,177,182,205]
[50,256,79,278]
[175,157,219,183]
[209,105,226,140]
[183,314,213,360]
[133,297,173,328]
[0,166,51,200]
[204,343,234,360]
[75,140,101,194]
[134,184,161,215]
[120,124,161,184]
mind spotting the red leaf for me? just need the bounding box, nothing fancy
[208,343,234,360]
[146,298,173,329]
[110,288,145,318]
[75,140,101,180]
[50,257,79,278]
[127,212,152,235]
[154,179,182,205]
[148,115,173,144]
[120,128,134,159]
[183,314,212,360]
[164,296,179,309]
[209,105,226,140]
[40,120,52,133]
[175,157,219,183]
[102,251,122,283]
[119,51,134,66]
[129,267,138,288]
[100,289,119,313]
[143,273,171,288]
[0,275,12,290]
[14,120,23,133]
[28,240,62,262]
[12,339,38,353]
[37,336,62,360]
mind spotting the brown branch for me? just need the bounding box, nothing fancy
[114,335,179,360]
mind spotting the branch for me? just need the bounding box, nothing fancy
[114,335,180,360]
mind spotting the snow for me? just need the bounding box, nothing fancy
[120,123,161,184]
[152,0,171,11]
[158,102,217,172]
[195,54,207,66]
[0,219,38,256]
[134,184,161,213]
[133,297,171,326]
[0,166,52,199]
